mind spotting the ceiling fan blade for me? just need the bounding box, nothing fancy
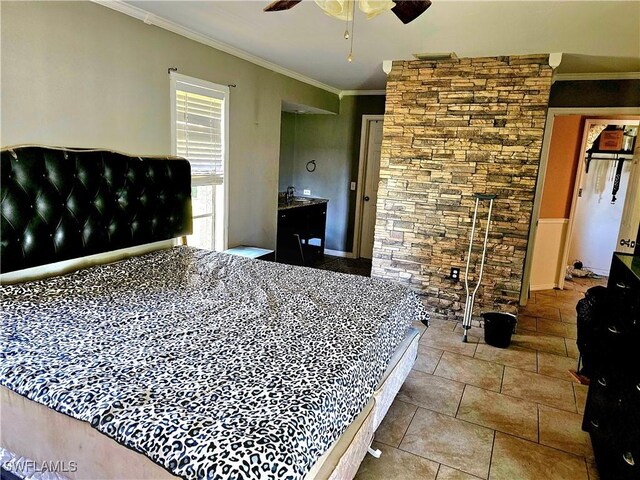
[263,0,303,12]
[391,0,432,24]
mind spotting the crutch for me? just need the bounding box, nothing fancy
[462,193,497,343]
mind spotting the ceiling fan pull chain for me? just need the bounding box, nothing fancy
[344,0,351,39]
[347,0,356,62]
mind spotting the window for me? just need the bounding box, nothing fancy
[170,73,229,251]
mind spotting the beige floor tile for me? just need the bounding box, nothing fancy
[538,405,594,458]
[437,465,483,479]
[421,329,479,357]
[574,384,588,415]
[414,345,444,374]
[519,303,561,321]
[401,408,494,479]
[565,338,580,359]
[501,367,576,412]
[510,330,567,355]
[561,310,578,324]
[537,352,578,380]
[489,432,588,480]
[355,441,439,480]
[535,318,565,337]
[434,352,504,392]
[454,323,486,340]
[559,291,581,302]
[535,289,558,299]
[587,459,600,480]
[375,400,417,447]
[536,318,573,339]
[556,289,586,300]
[397,370,465,416]
[563,281,579,291]
[533,296,565,307]
[457,385,538,442]
[516,315,536,332]
[558,302,579,316]
[564,322,577,339]
[474,344,537,372]
[429,318,458,332]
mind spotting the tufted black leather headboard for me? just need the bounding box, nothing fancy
[1,146,192,273]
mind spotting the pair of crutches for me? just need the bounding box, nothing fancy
[462,193,496,343]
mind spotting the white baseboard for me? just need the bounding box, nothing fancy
[530,283,558,291]
[324,249,354,258]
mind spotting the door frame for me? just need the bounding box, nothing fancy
[519,107,640,306]
[353,114,385,258]
[556,118,638,288]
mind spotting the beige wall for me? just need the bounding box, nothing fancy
[0,1,339,249]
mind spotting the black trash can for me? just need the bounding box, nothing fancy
[482,312,517,348]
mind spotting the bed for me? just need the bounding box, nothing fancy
[0,146,428,480]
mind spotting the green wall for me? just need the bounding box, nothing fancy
[0,1,339,250]
[280,96,386,252]
[278,112,296,191]
[549,80,640,107]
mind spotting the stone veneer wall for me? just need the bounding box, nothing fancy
[372,55,552,322]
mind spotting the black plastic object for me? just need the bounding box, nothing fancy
[482,312,517,348]
[576,285,608,378]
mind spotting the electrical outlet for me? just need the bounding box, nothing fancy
[450,267,460,282]
[350,182,356,191]
[303,189,311,196]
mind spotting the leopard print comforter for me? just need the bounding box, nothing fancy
[1,247,428,480]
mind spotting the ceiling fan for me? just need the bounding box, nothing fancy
[263,0,432,25]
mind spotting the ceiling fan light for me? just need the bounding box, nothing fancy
[359,0,394,19]
[315,0,352,21]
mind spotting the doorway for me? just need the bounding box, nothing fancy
[354,115,384,259]
[563,119,639,281]
[527,114,639,294]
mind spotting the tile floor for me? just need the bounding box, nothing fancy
[355,277,607,480]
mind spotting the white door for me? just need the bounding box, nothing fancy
[359,119,384,259]
[568,156,632,275]
[617,136,640,253]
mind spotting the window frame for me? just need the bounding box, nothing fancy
[170,72,229,251]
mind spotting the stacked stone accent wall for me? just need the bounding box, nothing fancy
[372,55,552,322]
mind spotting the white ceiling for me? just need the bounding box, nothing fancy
[124,0,640,91]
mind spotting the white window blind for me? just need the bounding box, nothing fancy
[174,80,225,183]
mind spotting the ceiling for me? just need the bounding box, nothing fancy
[124,0,640,91]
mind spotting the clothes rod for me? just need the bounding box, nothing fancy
[585,155,632,174]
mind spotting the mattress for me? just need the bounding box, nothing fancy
[0,328,421,480]
[1,247,427,479]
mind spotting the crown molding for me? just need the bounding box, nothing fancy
[340,90,386,98]
[554,72,640,81]
[92,0,342,96]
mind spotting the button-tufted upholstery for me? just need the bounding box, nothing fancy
[1,146,192,273]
